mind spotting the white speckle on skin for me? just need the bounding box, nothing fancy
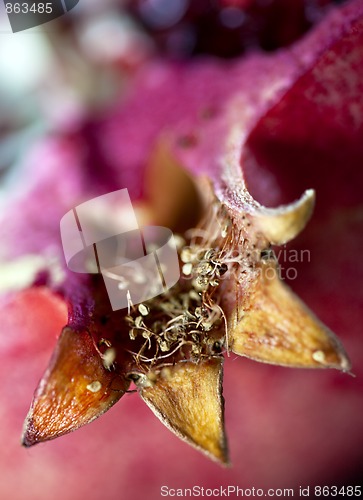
[312,350,326,363]
[86,381,102,393]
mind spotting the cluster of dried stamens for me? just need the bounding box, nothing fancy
[122,204,259,383]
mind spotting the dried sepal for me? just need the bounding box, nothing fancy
[136,357,228,465]
[209,127,350,372]
[227,260,351,371]
[211,126,315,245]
[145,140,203,232]
[252,189,315,245]
[22,327,129,446]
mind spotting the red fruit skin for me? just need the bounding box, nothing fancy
[1,2,363,499]
[243,13,363,212]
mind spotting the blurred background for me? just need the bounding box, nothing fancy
[0,0,347,174]
[0,1,362,499]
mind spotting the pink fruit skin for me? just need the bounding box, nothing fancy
[0,1,363,499]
